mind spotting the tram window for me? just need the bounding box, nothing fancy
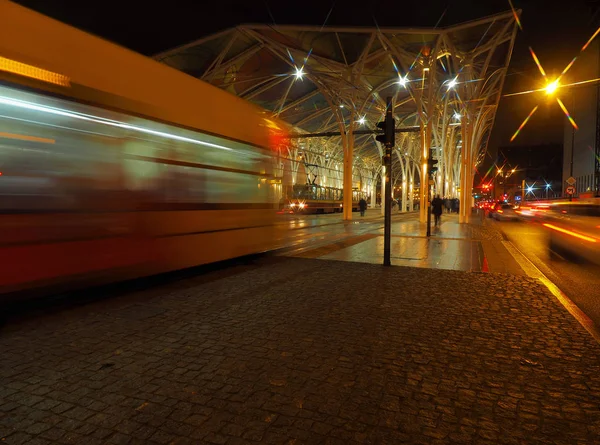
[0,84,274,211]
[0,111,125,211]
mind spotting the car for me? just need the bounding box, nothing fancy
[515,202,551,220]
[492,203,521,221]
[487,201,503,218]
[545,200,600,263]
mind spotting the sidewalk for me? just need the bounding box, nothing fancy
[275,208,415,231]
[1,254,600,444]
[290,210,527,275]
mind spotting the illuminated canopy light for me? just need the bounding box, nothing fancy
[447,77,458,89]
[0,56,70,87]
[398,75,408,86]
[0,95,234,152]
[294,66,304,79]
[358,116,366,125]
[545,79,559,95]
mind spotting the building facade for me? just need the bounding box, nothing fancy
[562,38,600,197]
[496,144,563,201]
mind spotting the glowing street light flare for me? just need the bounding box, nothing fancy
[510,105,539,142]
[447,76,458,89]
[558,56,578,81]
[294,66,304,79]
[358,116,366,125]
[398,75,408,86]
[545,79,559,95]
[508,0,523,30]
[556,97,579,130]
[529,47,547,78]
[582,26,600,52]
[564,76,600,88]
[453,112,461,120]
[504,76,600,98]
[503,87,542,98]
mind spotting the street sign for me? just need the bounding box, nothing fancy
[566,185,576,195]
[567,176,576,186]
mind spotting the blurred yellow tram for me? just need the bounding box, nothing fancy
[0,1,290,297]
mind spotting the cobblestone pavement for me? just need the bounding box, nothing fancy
[1,257,600,444]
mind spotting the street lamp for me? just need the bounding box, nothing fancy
[545,79,559,95]
[294,66,304,80]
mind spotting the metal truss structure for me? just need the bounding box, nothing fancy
[156,10,519,222]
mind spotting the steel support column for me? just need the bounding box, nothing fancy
[459,113,472,223]
[371,179,377,208]
[459,117,466,223]
[343,131,354,220]
[401,176,407,213]
[419,122,431,223]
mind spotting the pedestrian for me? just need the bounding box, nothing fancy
[359,197,367,217]
[432,194,443,226]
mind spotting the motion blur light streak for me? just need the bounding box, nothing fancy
[0,131,54,144]
[543,223,597,242]
[0,95,236,152]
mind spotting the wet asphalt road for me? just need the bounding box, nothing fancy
[493,217,600,328]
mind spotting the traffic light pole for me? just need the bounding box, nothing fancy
[426,181,432,237]
[380,97,394,267]
[383,145,392,266]
[426,149,437,237]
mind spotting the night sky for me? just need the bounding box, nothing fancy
[12,0,600,166]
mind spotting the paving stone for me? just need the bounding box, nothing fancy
[1,255,600,444]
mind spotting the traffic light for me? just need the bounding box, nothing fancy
[428,148,438,175]
[375,100,395,147]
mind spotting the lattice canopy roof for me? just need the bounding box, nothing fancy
[156,11,519,185]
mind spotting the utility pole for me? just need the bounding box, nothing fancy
[377,97,395,266]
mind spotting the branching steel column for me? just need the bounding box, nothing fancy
[419,120,428,223]
[343,130,354,220]
[459,109,472,223]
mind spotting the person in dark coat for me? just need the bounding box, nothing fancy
[431,194,444,226]
[358,198,367,216]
